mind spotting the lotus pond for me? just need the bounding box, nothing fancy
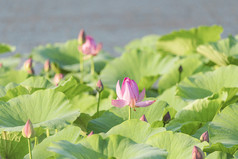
[1,25,238,159]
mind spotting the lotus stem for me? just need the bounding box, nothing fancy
[79,52,84,84]
[28,138,32,159]
[46,129,50,137]
[178,72,181,83]
[129,106,131,120]
[90,56,95,75]
[97,92,101,117]
[34,137,38,146]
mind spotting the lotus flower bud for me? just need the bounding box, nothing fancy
[163,112,171,124]
[78,29,86,45]
[44,59,51,72]
[192,146,205,159]
[22,119,35,138]
[96,79,104,93]
[178,65,183,73]
[24,58,33,71]
[54,73,64,86]
[88,131,94,137]
[140,114,148,122]
[0,63,2,68]
[200,131,209,142]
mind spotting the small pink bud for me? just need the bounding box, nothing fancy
[44,59,51,72]
[88,131,94,137]
[140,114,148,122]
[54,73,64,86]
[24,58,33,71]
[192,146,205,159]
[163,112,171,124]
[22,119,35,138]
[200,131,209,142]
[0,63,2,68]
[96,79,104,93]
[78,29,86,45]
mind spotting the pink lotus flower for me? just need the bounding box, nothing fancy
[54,73,64,86]
[111,77,155,111]
[78,36,102,56]
[24,58,33,70]
[44,59,51,72]
[22,119,35,138]
[200,131,209,142]
[96,79,104,93]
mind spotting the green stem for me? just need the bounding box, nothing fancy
[46,129,50,137]
[34,137,38,146]
[28,138,32,159]
[97,92,101,117]
[79,52,84,84]
[178,72,181,83]
[129,106,131,120]
[90,56,95,75]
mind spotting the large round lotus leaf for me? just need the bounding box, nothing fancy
[197,35,238,66]
[24,126,82,159]
[100,50,178,90]
[107,120,165,143]
[206,151,233,159]
[158,86,188,111]
[177,65,238,99]
[205,104,238,154]
[0,70,29,86]
[48,134,168,159]
[158,55,205,93]
[0,89,80,131]
[0,56,20,68]
[87,100,168,133]
[166,99,220,134]
[0,132,28,159]
[157,25,223,56]
[146,131,208,159]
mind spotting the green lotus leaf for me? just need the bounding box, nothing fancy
[31,39,112,73]
[158,86,188,111]
[87,101,168,133]
[157,25,223,55]
[107,120,165,143]
[206,151,233,159]
[197,35,238,66]
[0,56,20,68]
[100,49,178,90]
[205,104,238,154]
[177,65,238,99]
[166,99,220,135]
[0,131,28,159]
[146,131,208,159]
[49,134,168,159]
[0,70,29,86]
[158,55,210,93]
[0,89,80,132]
[24,126,82,159]
[0,43,16,54]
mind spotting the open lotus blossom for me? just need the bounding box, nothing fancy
[111,77,155,111]
[78,36,102,56]
[22,119,35,138]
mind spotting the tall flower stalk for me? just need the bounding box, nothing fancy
[111,77,156,120]
[22,119,35,159]
[96,79,104,117]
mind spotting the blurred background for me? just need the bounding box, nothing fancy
[1,0,238,56]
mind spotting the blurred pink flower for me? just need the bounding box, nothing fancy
[140,114,148,122]
[54,73,64,86]
[78,29,86,45]
[192,146,205,159]
[22,119,35,138]
[78,36,102,56]
[24,58,33,70]
[111,77,155,110]
[44,59,51,72]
